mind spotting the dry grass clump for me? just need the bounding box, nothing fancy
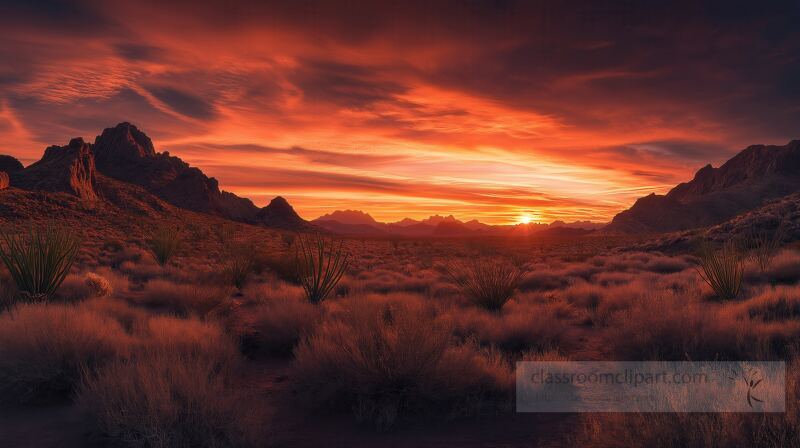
[79,317,262,448]
[293,296,512,429]
[0,302,130,403]
[0,226,81,303]
[695,241,745,300]
[133,279,231,316]
[296,233,350,303]
[441,257,527,311]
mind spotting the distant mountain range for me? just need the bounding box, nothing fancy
[2,122,797,242]
[313,210,604,237]
[607,140,800,233]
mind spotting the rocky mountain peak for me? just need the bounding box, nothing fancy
[93,122,156,163]
[12,137,97,201]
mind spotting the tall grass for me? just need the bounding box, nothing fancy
[0,226,81,302]
[695,241,744,300]
[441,257,527,311]
[147,225,182,267]
[296,233,349,303]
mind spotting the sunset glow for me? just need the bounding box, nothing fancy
[1,1,798,224]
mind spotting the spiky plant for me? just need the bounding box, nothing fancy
[223,252,255,289]
[148,225,182,267]
[749,221,787,272]
[695,240,744,300]
[441,257,527,311]
[296,233,350,304]
[0,226,81,302]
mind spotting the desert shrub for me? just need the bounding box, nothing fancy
[441,257,527,311]
[78,314,262,447]
[738,285,800,322]
[243,296,323,357]
[296,234,350,303]
[293,297,512,429]
[443,300,578,354]
[134,279,230,317]
[695,241,744,300]
[147,225,182,267]
[79,352,261,447]
[0,302,130,403]
[0,226,81,303]
[222,252,255,289]
[605,294,798,361]
[85,272,113,298]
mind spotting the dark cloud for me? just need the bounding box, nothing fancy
[293,61,407,109]
[144,85,217,120]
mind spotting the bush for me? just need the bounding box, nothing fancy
[79,353,262,448]
[0,302,130,403]
[296,234,350,303]
[293,297,512,429]
[85,272,113,298]
[0,226,81,302]
[441,257,527,311]
[134,279,230,317]
[695,241,744,300]
[78,315,264,447]
[147,225,182,267]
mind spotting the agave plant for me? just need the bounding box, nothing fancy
[148,225,182,267]
[0,225,81,302]
[695,240,744,300]
[296,233,349,304]
[441,257,528,311]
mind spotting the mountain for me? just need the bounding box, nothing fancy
[312,209,603,237]
[607,140,800,233]
[314,210,379,226]
[1,122,312,231]
[256,196,309,229]
[12,137,98,201]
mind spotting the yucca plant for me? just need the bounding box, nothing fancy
[148,225,182,267]
[441,257,527,311]
[0,226,81,302]
[296,233,350,304]
[748,221,787,272]
[695,240,744,300]
[223,251,255,289]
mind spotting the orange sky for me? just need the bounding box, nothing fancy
[1,1,799,224]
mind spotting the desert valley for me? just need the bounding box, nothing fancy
[2,1,800,447]
[0,122,797,447]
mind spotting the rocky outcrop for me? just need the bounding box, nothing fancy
[91,122,309,227]
[256,196,311,229]
[607,140,800,233]
[12,138,97,201]
[0,155,24,174]
[0,172,9,190]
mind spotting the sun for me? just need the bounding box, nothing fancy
[518,213,534,225]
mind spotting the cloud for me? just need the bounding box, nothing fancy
[0,0,799,223]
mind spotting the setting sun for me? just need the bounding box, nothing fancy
[518,214,535,225]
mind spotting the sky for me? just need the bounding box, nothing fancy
[1,0,799,224]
